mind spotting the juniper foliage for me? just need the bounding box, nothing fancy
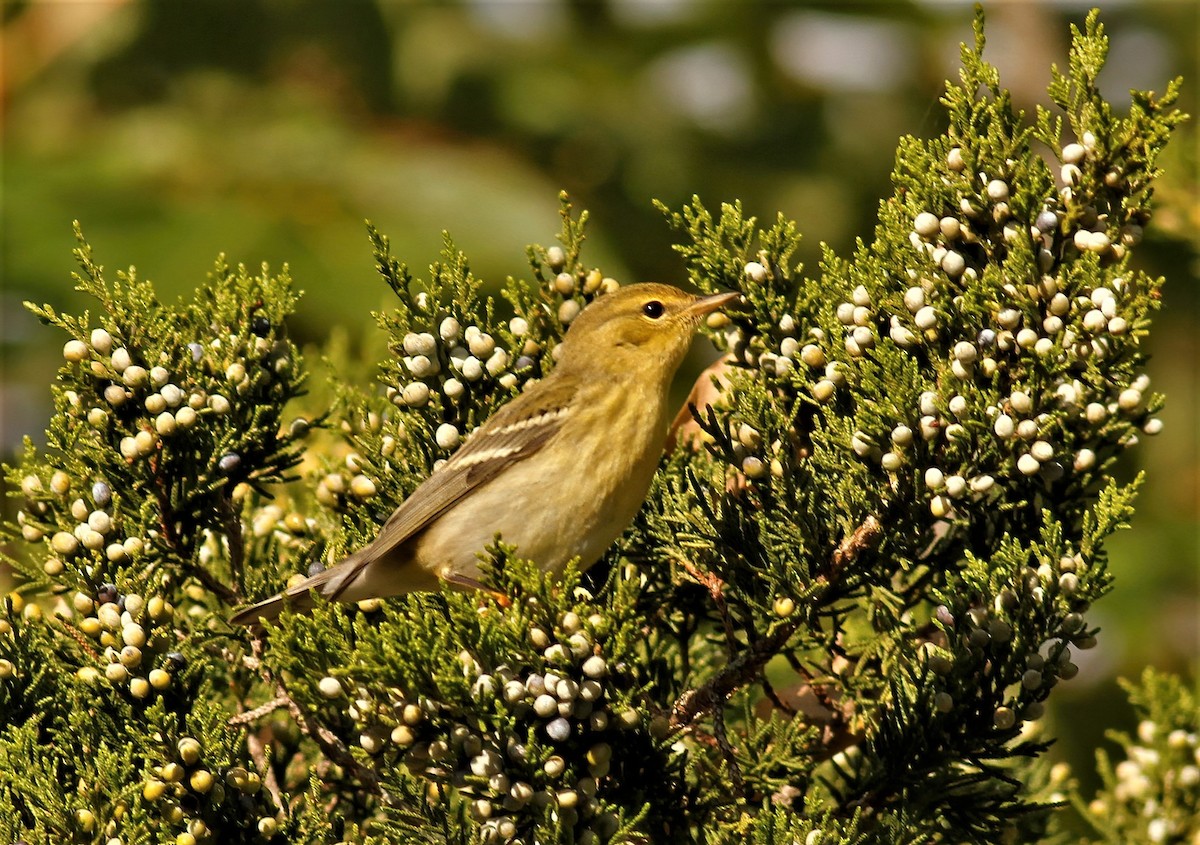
[0,10,1189,845]
[1073,669,1200,844]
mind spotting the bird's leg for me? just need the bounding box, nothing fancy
[440,571,513,609]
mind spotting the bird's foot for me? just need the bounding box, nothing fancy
[441,572,513,609]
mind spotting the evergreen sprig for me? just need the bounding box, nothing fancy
[1073,669,1200,844]
[0,10,1189,845]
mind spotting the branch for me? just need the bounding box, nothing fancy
[668,615,799,734]
[220,492,246,597]
[827,515,882,582]
[190,562,239,606]
[676,554,737,651]
[711,706,745,798]
[234,640,385,799]
[668,515,882,733]
[279,680,383,798]
[147,447,240,605]
[226,648,289,812]
[59,619,100,661]
[758,672,797,717]
[240,707,286,814]
[248,730,285,814]
[229,695,290,726]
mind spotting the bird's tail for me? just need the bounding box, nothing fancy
[230,540,434,626]
[228,560,351,626]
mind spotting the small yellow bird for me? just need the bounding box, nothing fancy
[230,283,738,625]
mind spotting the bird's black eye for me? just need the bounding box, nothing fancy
[642,300,665,319]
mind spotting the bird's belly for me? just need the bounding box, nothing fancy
[417,406,664,582]
[416,491,559,574]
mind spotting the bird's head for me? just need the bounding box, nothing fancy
[557,283,740,379]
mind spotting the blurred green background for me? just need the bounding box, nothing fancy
[1,0,1196,796]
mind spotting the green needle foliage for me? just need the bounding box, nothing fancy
[1073,669,1200,844]
[0,10,1190,845]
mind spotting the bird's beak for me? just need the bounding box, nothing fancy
[687,290,742,317]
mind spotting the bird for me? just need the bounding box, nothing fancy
[230,283,739,625]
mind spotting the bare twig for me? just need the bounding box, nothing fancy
[759,673,797,717]
[279,685,382,797]
[826,515,882,582]
[669,617,800,734]
[190,562,239,606]
[246,725,286,813]
[227,646,288,812]
[234,638,384,798]
[229,695,290,726]
[148,448,178,549]
[668,515,882,734]
[219,493,246,598]
[756,678,864,762]
[59,619,100,661]
[676,555,737,651]
[711,706,745,797]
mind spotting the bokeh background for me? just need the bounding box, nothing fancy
[2,0,1196,799]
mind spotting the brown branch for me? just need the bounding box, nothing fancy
[711,706,745,798]
[245,718,286,813]
[226,647,287,813]
[147,445,240,606]
[219,493,246,597]
[229,695,290,726]
[668,515,883,734]
[783,648,808,676]
[190,563,239,606]
[279,684,382,798]
[759,672,797,717]
[59,619,100,661]
[236,638,384,799]
[676,555,737,651]
[756,677,865,764]
[827,515,882,581]
[149,448,178,549]
[669,617,800,734]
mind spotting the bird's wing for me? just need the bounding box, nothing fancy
[322,374,579,600]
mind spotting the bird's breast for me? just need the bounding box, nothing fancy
[416,378,669,580]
